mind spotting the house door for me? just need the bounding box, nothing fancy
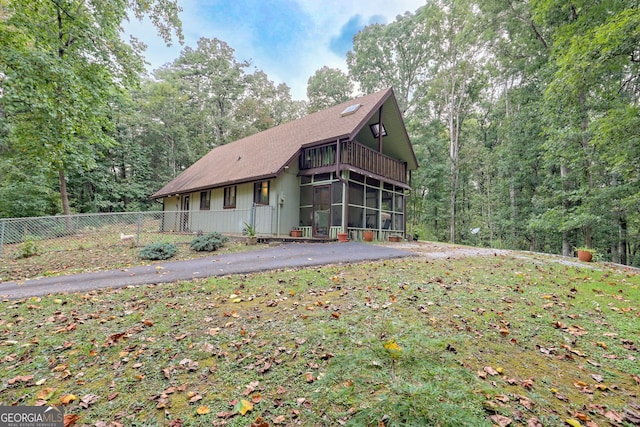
[181,195,190,232]
[313,186,330,237]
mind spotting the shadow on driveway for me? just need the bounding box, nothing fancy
[1,242,413,300]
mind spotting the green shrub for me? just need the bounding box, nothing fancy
[15,238,39,259]
[139,242,177,260]
[190,232,229,252]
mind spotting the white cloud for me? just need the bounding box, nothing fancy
[125,0,426,100]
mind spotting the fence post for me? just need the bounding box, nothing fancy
[137,213,143,246]
[0,219,5,258]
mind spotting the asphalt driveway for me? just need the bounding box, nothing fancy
[0,242,413,300]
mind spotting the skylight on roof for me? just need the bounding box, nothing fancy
[340,104,361,117]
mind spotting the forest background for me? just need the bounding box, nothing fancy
[1,0,639,266]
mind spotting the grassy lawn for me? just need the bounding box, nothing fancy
[1,248,639,426]
[0,234,260,282]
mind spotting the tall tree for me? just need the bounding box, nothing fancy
[166,37,249,148]
[235,70,305,137]
[347,12,431,115]
[416,0,487,243]
[306,66,353,113]
[0,0,182,217]
[531,1,640,258]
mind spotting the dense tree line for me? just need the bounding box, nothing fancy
[348,0,639,265]
[1,0,638,265]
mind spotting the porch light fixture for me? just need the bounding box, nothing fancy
[341,104,361,117]
[370,122,387,138]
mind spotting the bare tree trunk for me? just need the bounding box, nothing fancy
[58,169,72,231]
[449,162,458,243]
[560,163,571,257]
[619,216,627,265]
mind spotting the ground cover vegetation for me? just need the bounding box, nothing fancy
[1,1,638,266]
[0,234,257,282]
[1,251,638,426]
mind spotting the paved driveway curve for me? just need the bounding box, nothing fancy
[0,242,412,300]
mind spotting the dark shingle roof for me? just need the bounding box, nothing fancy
[152,88,412,198]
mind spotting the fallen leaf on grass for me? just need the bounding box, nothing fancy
[8,375,34,384]
[234,399,253,415]
[518,396,535,410]
[250,416,269,427]
[189,393,203,403]
[624,403,640,424]
[591,374,603,383]
[37,387,56,400]
[58,394,77,405]
[63,414,80,427]
[483,366,499,376]
[573,412,590,422]
[495,394,510,403]
[79,393,99,408]
[384,340,402,359]
[521,377,535,389]
[243,381,260,395]
[196,406,209,415]
[305,372,315,383]
[527,417,543,427]
[565,419,583,427]
[490,414,513,426]
[604,410,623,423]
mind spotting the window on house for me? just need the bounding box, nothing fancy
[254,181,269,205]
[224,186,236,209]
[200,191,211,210]
[370,123,387,138]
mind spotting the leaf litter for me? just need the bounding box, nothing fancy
[0,247,638,426]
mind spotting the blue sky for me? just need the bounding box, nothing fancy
[125,0,426,100]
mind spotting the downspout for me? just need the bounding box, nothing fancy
[336,138,349,234]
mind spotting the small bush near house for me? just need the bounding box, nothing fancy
[139,242,178,260]
[189,232,229,252]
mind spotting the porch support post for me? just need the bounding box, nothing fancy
[377,105,383,153]
[336,138,349,233]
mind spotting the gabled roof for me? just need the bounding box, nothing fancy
[151,87,417,199]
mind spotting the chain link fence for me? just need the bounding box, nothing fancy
[0,208,267,259]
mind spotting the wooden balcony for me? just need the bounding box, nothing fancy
[299,141,407,184]
[340,141,406,183]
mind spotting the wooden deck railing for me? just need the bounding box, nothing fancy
[300,141,406,183]
[340,141,406,183]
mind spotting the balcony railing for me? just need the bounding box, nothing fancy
[300,141,407,183]
[340,141,406,183]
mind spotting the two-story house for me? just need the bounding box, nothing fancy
[151,87,418,240]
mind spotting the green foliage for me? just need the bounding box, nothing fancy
[306,66,353,113]
[189,232,229,252]
[0,158,61,218]
[15,238,39,259]
[243,222,256,237]
[0,0,182,215]
[139,242,177,260]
